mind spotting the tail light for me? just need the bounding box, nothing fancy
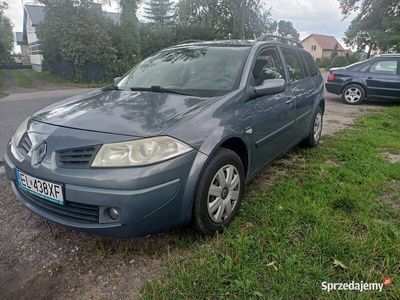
[328,72,335,81]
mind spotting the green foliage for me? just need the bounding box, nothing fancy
[0,1,14,62]
[340,0,400,54]
[276,20,300,41]
[315,57,332,69]
[175,0,275,39]
[37,0,116,81]
[331,55,348,68]
[144,0,174,26]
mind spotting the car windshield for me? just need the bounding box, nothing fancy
[117,46,251,97]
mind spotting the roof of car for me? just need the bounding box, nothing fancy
[172,39,304,50]
[374,53,400,58]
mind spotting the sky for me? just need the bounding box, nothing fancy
[5,0,354,53]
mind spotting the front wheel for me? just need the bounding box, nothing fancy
[300,106,323,148]
[192,148,245,235]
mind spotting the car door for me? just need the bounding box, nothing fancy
[247,46,296,173]
[365,58,400,100]
[279,46,316,141]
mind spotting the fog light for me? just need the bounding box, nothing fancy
[108,207,120,220]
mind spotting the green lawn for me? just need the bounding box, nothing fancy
[9,69,34,89]
[36,71,108,88]
[142,107,400,299]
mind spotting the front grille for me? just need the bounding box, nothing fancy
[57,146,100,168]
[18,134,32,155]
[18,186,99,223]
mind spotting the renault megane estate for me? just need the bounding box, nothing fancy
[4,37,325,237]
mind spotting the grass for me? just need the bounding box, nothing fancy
[9,69,34,89]
[35,71,108,88]
[141,107,400,299]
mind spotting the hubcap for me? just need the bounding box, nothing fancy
[344,87,362,103]
[207,164,240,223]
[314,112,322,142]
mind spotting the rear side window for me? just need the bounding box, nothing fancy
[303,52,319,76]
[369,60,398,75]
[281,48,306,83]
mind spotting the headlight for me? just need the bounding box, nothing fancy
[12,118,29,146]
[92,136,193,167]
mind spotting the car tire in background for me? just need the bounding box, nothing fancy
[301,106,323,148]
[342,84,365,105]
[192,148,245,235]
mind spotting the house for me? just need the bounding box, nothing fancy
[301,34,346,60]
[16,32,30,65]
[20,4,120,72]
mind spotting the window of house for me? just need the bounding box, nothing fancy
[281,48,306,83]
[311,45,317,51]
[252,48,285,86]
[369,60,398,75]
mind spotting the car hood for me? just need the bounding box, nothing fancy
[32,90,214,137]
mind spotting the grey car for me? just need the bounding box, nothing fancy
[4,37,325,237]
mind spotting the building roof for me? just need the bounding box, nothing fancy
[24,4,120,27]
[301,34,344,50]
[16,32,25,45]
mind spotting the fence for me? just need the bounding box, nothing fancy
[47,61,107,83]
[0,63,32,70]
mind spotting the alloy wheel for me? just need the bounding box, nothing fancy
[344,87,362,103]
[207,164,240,223]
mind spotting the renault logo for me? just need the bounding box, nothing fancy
[31,142,47,166]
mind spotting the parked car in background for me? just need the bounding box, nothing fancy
[326,54,400,104]
[4,37,325,237]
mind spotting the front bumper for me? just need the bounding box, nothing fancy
[4,124,208,237]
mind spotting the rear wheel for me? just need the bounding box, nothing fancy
[342,84,365,105]
[300,106,323,148]
[192,148,245,235]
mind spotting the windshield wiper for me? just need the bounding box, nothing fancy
[102,84,124,91]
[130,85,193,96]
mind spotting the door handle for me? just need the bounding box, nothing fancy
[286,97,295,105]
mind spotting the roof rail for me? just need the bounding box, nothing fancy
[257,35,303,48]
[178,39,203,45]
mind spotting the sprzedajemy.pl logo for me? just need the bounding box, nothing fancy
[322,278,392,293]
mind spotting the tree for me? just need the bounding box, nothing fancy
[276,20,300,41]
[144,0,174,26]
[119,0,140,60]
[0,1,14,62]
[176,0,275,39]
[37,0,116,81]
[339,0,400,54]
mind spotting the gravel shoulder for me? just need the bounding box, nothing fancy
[0,91,391,299]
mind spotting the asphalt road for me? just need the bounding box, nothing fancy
[0,89,93,160]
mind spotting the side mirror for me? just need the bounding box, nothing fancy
[253,79,286,98]
[113,77,121,85]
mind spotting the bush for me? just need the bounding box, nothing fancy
[331,55,349,67]
[315,57,332,69]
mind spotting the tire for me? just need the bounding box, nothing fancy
[342,84,365,105]
[300,106,323,148]
[192,148,245,235]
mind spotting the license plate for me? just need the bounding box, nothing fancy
[16,170,64,205]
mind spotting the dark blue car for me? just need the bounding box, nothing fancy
[326,54,400,104]
[5,37,325,237]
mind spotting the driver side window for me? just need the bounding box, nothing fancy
[252,48,285,86]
